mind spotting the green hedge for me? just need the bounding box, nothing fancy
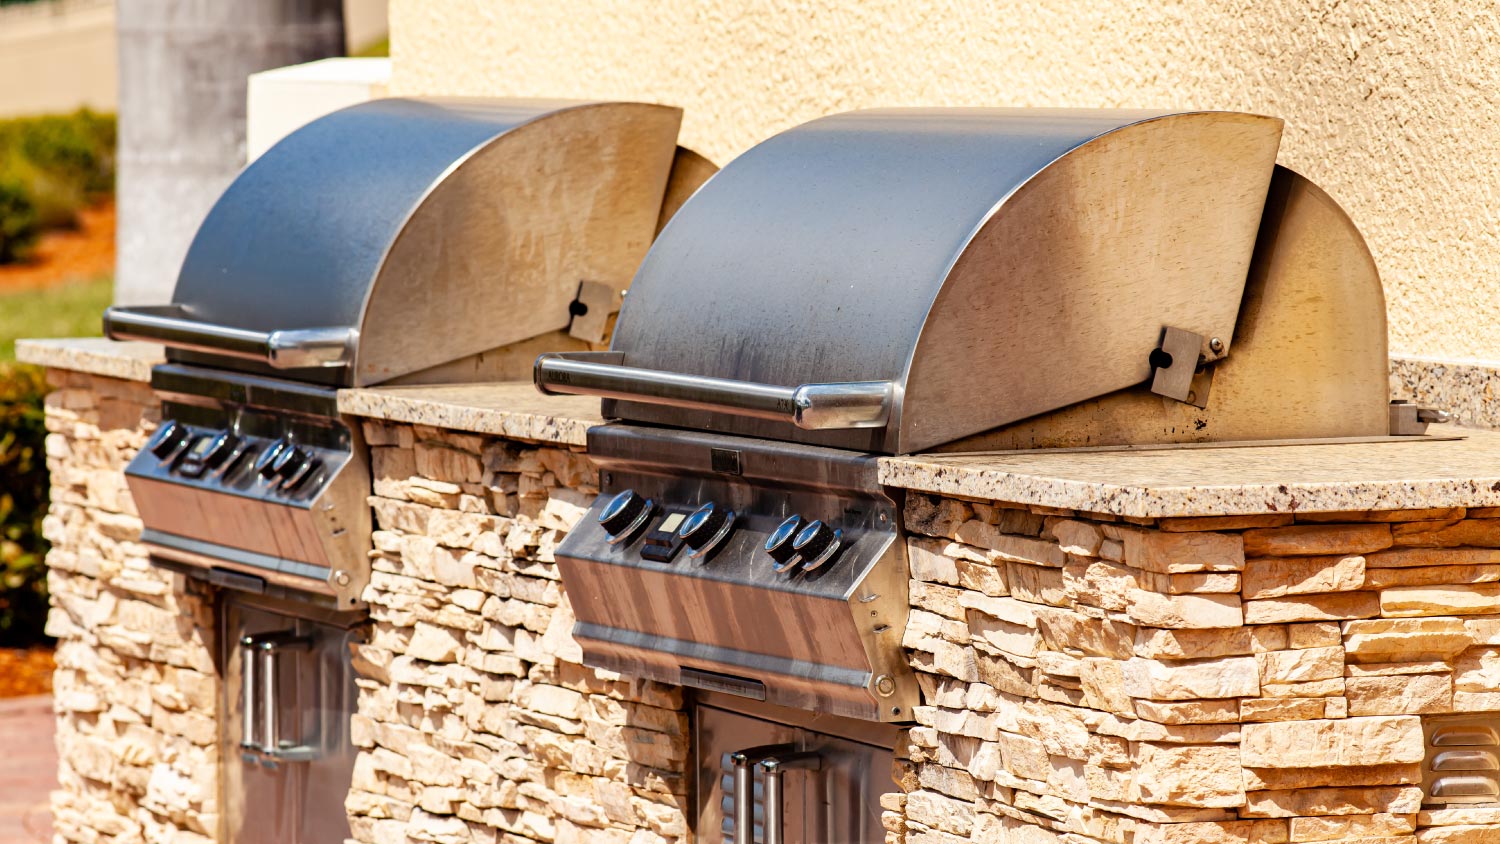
[0,364,49,647]
[0,109,116,263]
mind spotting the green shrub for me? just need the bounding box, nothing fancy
[0,175,39,263]
[0,363,50,647]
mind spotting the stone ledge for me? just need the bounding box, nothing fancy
[338,383,601,446]
[15,338,163,382]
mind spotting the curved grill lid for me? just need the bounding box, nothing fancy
[538,108,1283,453]
[107,97,685,387]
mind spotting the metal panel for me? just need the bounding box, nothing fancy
[596,108,1282,453]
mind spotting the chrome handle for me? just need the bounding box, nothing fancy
[534,352,892,430]
[759,751,822,844]
[103,305,356,369]
[730,744,794,843]
[239,631,312,758]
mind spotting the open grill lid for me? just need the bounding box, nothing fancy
[106,97,686,387]
[536,108,1290,454]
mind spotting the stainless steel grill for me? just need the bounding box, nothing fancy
[537,107,1418,844]
[104,95,695,844]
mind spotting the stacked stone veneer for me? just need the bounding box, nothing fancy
[39,369,218,844]
[348,420,689,844]
[890,493,1500,844]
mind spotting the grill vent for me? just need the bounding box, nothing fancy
[1425,716,1500,805]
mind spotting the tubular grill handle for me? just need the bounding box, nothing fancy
[730,744,795,844]
[239,631,312,757]
[103,305,356,369]
[759,751,823,844]
[534,352,893,430]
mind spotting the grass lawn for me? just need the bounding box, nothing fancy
[0,274,112,361]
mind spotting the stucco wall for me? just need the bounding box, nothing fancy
[387,0,1499,363]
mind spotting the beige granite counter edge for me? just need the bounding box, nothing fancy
[15,338,163,382]
[336,387,593,447]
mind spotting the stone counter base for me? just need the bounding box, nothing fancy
[39,369,218,844]
[349,421,689,844]
[894,493,1500,844]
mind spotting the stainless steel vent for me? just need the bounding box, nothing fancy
[1425,715,1500,805]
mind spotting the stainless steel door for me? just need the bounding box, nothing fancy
[697,704,892,844]
[221,594,364,844]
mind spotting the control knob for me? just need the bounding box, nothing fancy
[147,420,190,459]
[200,431,240,471]
[678,502,735,560]
[765,515,805,573]
[599,489,652,544]
[255,439,290,480]
[271,444,309,479]
[791,520,842,571]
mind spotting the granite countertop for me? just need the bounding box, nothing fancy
[15,338,164,382]
[880,427,1500,518]
[337,383,602,447]
[25,338,1500,518]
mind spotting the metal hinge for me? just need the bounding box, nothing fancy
[1149,326,1226,408]
[1391,400,1451,436]
[567,280,623,344]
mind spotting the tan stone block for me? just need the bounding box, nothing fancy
[1243,763,1421,791]
[1242,785,1423,818]
[1260,677,1345,698]
[1240,697,1328,722]
[1080,657,1133,714]
[1094,714,1238,744]
[1382,584,1500,617]
[414,441,482,484]
[1289,812,1414,842]
[1137,570,1242,594]
[1463,618,1500,645]
[1344,618,1474,662]
[1121,528,1245,574]
[1049,519,1103,556]
[1062,561,1136,611]
[958,592,1036,627]
[1366,548,1500,568]
[1133,626,1255,659]
[1393,518,1500,548]
[1452,690,1500,711]
[1419,807,1500,827]
[1454,647,1500,692]
[1133,699,1242,724]
[1240,716,1424,768]
[1128,590,1243,628]
[1123,655,1259,700]
[1242,555,1366,600]
[1257,647,1344,684]
[955,558,1008,597]
[911,580,967,620]
[1416,826,1500,844]
[997,731,1051,782]
[1243,524,1392,557]
[1301,507,1466,523]
[973,649,1035,697]
[908,538,960,586]
[1159,514,1295,532]
[1364,564,1500,589]
[1034,606,1134,658]
[1346,661,1451,676]
[1132,820,1287,844]
[1131,742,1245,807]
[1288,622,1343,649]
[1007,563,1067,606]
[953,521,1066,567]
[1243,593,1380,624]
[1345,673,1451,715]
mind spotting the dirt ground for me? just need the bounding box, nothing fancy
[0,649,53,698]
[0,201,115,293]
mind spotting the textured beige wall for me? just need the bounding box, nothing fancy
[388,1,1500,361]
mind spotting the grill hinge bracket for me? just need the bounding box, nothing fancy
[1149,326,1225,408]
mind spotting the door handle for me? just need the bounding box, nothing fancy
[239,631,315,760]
[730,744,794,843]
[759,751,822,844]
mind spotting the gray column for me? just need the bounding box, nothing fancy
[114,0,345,306]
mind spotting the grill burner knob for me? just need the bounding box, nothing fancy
[679,502,735,559]
[599,489,652,543]
[765,515,805,572]
[148,420,190,459]
[792,520,842,571]
[271,445,309,479]
[200,431,239,470]
[256,439,290,480]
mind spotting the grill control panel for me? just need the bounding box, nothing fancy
[554,424,920,723]
[122,365,373,609]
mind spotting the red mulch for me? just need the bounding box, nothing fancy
[0,201,115,293]
[0,650,53,699]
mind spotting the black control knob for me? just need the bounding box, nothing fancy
[256,439,290,480]
[200,431,239,470]
[765,515,805,572]
[791,520,842,571]
[148,420,190,459]
[281,457,321,491]
[598,489,651,542]
[679,502,734,557]
[271,445,309,479]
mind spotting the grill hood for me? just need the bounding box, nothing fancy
[107,97,688,387]
[538,108,1398,454]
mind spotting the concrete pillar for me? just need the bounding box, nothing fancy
[114,0,346,306]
